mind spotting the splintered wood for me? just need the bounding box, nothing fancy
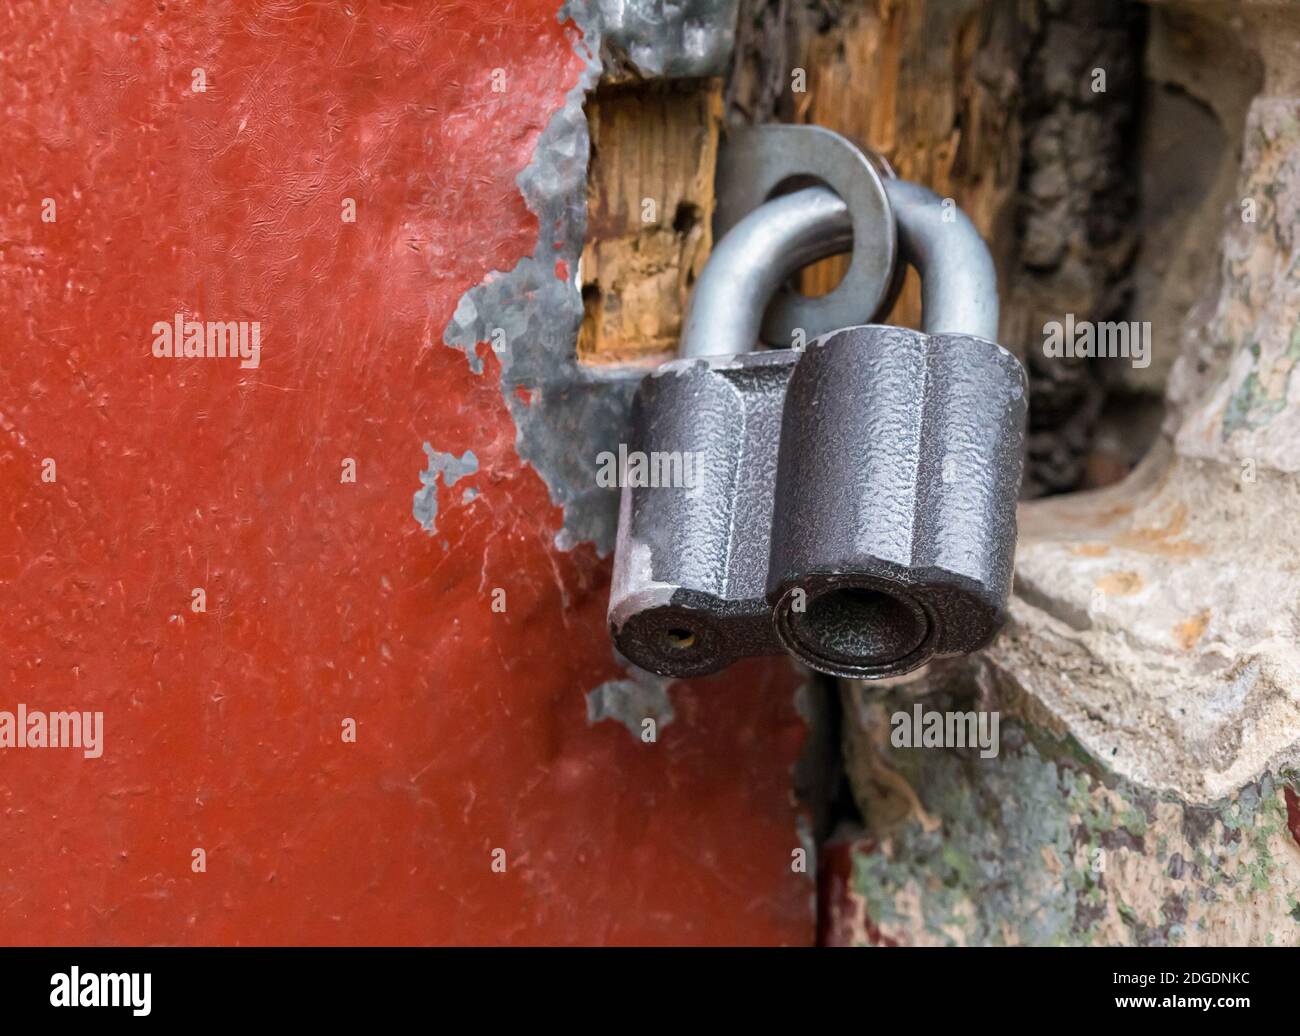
[789,0,1022,327]
[578,80,722,363]
[578,2,1020,358]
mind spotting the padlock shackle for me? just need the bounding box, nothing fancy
[679,186,852,359]
[679,179,999,358]
[884,178,999,342]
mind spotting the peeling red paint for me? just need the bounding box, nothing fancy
[1285,787,1300,850]
[818,837,898,947]
[0,0,810,945]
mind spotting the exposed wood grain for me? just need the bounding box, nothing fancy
[786,0,1025,329]
[579,80,723,362]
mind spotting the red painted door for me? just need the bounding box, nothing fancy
[0,0,811,945]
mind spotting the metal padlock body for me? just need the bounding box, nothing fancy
[609,324,1027,679]
[768,324,1026,678]
[608,348,794,678]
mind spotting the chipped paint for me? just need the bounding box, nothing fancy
[439,0,740,556]
[442,3,633,556]
[0,0,812,946]
[586,669,676,736]
[413,446,479,534]
[433,0,817,935]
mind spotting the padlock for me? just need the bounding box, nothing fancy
[607,126,1026,680]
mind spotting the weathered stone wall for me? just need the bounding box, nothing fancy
[831,0,1300,946]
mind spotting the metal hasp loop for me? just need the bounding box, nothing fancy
[682,125,999,356]
[708,124,898,348]
[609,124,1027,681]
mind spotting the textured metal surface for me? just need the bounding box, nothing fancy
[766,325,1026,677]
[611,133,1025,679]
[609,328,1026,678]
[609,351,796,675]
[592,0,740,78]
[714,124,899,345]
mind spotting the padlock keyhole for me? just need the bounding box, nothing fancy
[790,587,927,670]
[664,627,696,650]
